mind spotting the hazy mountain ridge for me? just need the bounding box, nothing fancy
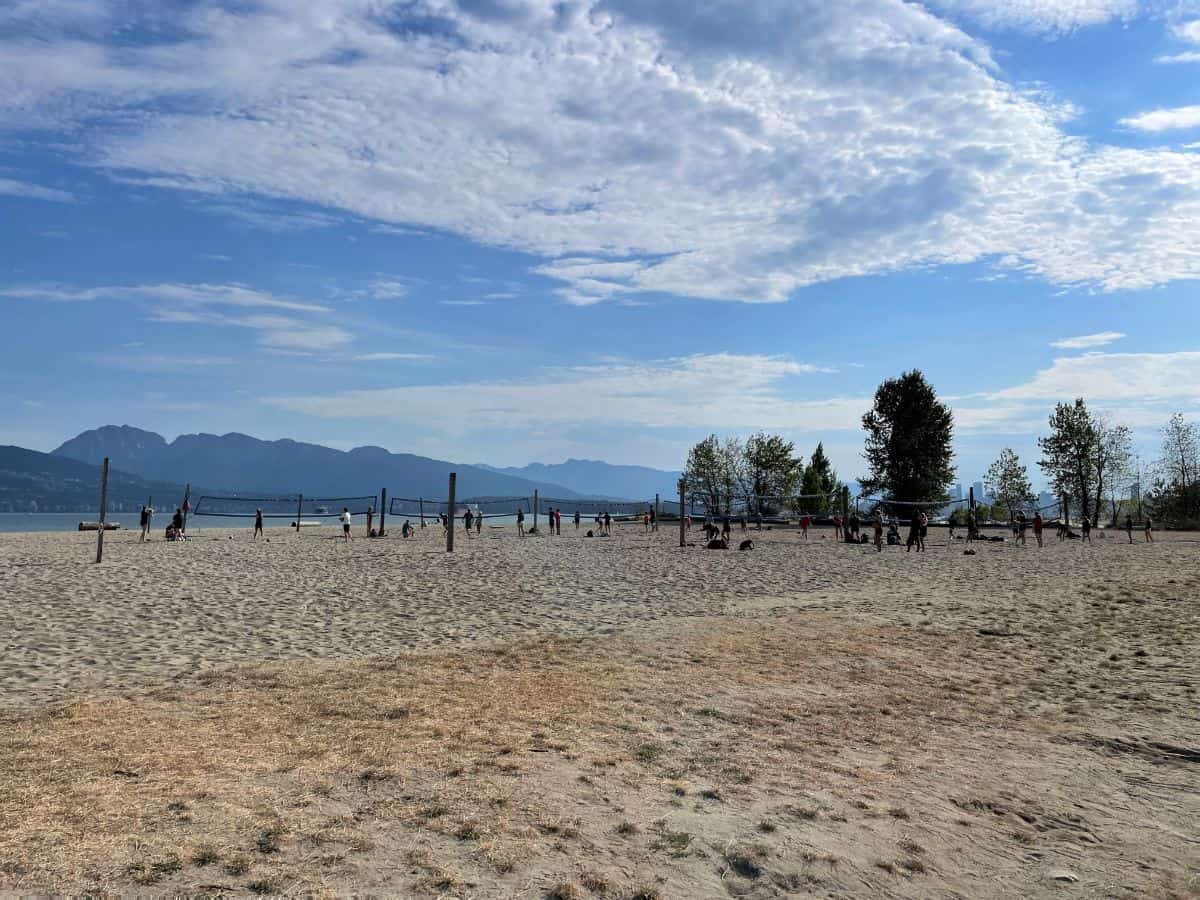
[476,458,683,500]
[53,426,581,501]
[0,445,197,514]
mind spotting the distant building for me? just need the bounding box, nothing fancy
[971,481,989,505]
[949,484,963,501]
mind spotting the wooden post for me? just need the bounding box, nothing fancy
[533,489,539,533]
[95,458,110,564]
[678,479,686,548]
[379,488,387,537]
[655,493,660,531]
[1061,493,1070,527]
[296,493,304,532]
[968,486,975,516]
[419,497,425,527]
[446,473,457,553]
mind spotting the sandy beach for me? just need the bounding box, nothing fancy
[1,522,1197,897]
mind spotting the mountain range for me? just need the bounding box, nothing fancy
[0,445,208,515]
[477,459,683,500]
[4,426,681,513]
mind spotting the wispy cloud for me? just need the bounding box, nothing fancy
[264,353,846,432]
[0,282,328,313]
[1050,331,1126,350]
[4,0,1198,303]
[1121,105,1200,133]
[352,352,434,362]
[0,177,75,203]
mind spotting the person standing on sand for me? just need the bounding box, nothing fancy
[464,508,474,537]
[556,508,562,535]
[574,510,581,530]
[644,510,650,533]
[517,508,525,537]
[1123,514,1134,543]
[873,511,884,552]
[254,508,264,540]
[341,507,353,542]
[139,505,151,543]
[799,514,809,541]
[1081,515,1092,543]
[906,514,920,552]
[604,511,612,536]
[477,510,483,534]
[650,507,657,532]
[1033,511,1044,547]
[918,510,928,552]
[1144,515,1153,542]
[849,512,860,541]
[1016,511,1027,546]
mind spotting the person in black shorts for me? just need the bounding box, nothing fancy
[1081,515,1092,543]
[517,508,525,537]
[254,507,264,539]
[341,507,353,541]
[139,505,151,543]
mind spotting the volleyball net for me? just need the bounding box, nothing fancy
[537,497,650,519]
[388,495,533,521]
[193,494,379,519]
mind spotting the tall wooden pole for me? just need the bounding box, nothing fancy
[95,458,110,564]
[419,497,425,527]
[655,493,660,531]
[446,473,457,553]
[296,493,304,533]
[379,488,387,537]
[533,489,539,533]
[678,479,686,548]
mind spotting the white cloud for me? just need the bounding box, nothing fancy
[0,177,75,203]
[1050,330,1126,349]
[264,352,852,432]
[926,0,1136,33]
[352,352,435,362]
[1174,19,1200,42]
[1121,105,1200,132]
[0,282,328,313]
[992,350,1200,402]
[1157,51,1200,62]
[365,280,408,300]
[4,0,1200,302]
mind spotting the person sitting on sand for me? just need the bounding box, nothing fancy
[341,507,353,542]
[1144,515,1153,542]
[254,507,264,540]
[1124,514,1134,544]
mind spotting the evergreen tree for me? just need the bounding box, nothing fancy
[861,370,955,502]
[800,442,839,514]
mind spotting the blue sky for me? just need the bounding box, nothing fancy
[2,0,1199,489]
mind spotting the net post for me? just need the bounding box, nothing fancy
[534,489,539,533]
[95,457,109,564]
[419,497,425,527]
[655,493,660,531]
[446,473,457,553]
[379,488,387,537]
[296,493,303,533]
[678,478,686,548]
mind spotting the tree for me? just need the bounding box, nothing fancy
[1156,413,1200,521]
[744,432,802,514]
[1091,414,1133,526]
[800,442,839,514]
[1038,399,1098,522]
[861,370,955,503]
[984,448,1035,520]
[683,434,745,516]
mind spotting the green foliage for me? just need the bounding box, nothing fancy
[984,448,1035,518]
[744,432,802,512]
[861,370,955,502]
[800,442,839,514]
[1152,413,1200,524]
[1038,399,1133,523]
[684,434,746,516]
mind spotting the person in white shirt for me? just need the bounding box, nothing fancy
[340,507,353,542]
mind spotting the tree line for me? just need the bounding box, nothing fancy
[682,367,1200,527]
